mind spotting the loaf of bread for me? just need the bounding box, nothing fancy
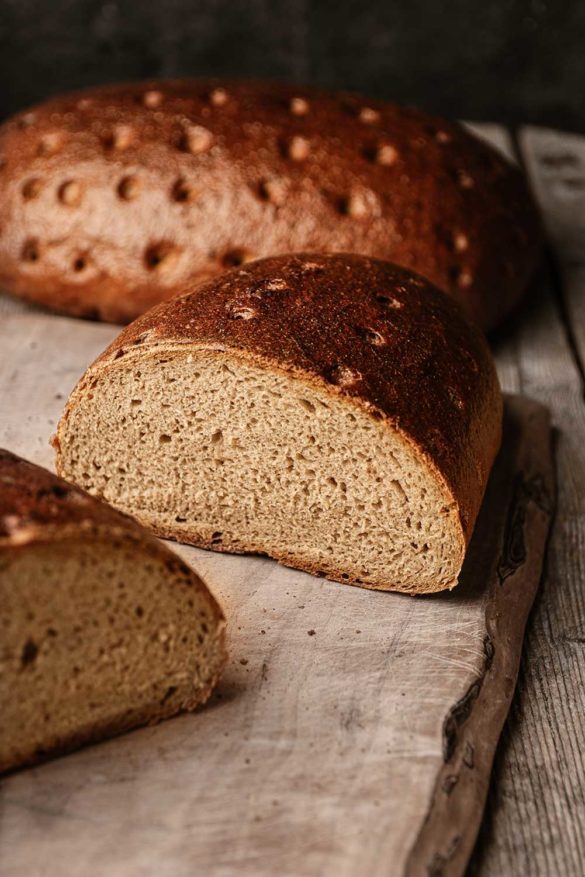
[0,79,540,329]
[0,449,226,773]
[53,254,502,594]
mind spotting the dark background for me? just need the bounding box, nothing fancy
[1,0,583,132]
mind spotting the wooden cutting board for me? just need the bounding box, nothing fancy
[0,310,554,877]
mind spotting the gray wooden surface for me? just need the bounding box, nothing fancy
[0,123,582,876]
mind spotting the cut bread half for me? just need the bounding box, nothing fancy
[0,449,226,773]
[54,254,503,594]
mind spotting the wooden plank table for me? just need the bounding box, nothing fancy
[0,123,582,875]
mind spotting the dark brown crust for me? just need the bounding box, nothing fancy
[0,78,542,328]
[0,448,226,772]
[57,253,503,550]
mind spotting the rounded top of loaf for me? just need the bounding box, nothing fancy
[90,253,502,541]
[0,78,541,328]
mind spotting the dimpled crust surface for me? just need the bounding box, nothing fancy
[54,254,503,594]
[0,449,226,773]
[0,78,540,327]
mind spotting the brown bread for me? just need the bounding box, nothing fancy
[0,449,226,773]
[54,254,503,593]
[0,79,540,328]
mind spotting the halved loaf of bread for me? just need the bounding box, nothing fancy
[0,449,226,773]
[54,254,503,594]
[0,79,541,328]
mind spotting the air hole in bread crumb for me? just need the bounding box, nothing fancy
[73,256,88,273]
[143,90,163,108]
[211,429,223,444]
[21,638,38,666]
[289,97,309,116]
[58,180,82,206]
[117,175,142,200]
[21,239,40,262]
[172,177,197,203]
[299,399,316,414]
[22,178,43,200]
[175,515,187,523]
[161,686,178,706]
[180,125,213,155]
[159,434,172,444]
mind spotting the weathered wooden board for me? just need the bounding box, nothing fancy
[0,311,553,877]
[468,128,585,877]
[470,127,585,876]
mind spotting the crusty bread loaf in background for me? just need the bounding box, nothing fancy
[0,449,226,773]
[0,79,541,328]
[53,254,502,593]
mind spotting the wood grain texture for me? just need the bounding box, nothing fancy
[469,127,585,876]
[0,312,553,877]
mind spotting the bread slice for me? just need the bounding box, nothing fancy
[54,254,503,594]
[0,449,226,773]
[0,79,541,329]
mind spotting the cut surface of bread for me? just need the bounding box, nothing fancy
[0,79,541,328]
[0,450,226,773]
[54,254,503,594]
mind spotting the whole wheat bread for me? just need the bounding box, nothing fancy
[0,79,541,329]
[0,449,226,773]
[54,254,502,594]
